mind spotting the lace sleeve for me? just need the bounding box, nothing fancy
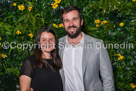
[20,56,34,78]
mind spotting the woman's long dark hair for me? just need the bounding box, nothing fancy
[34,27,62,70]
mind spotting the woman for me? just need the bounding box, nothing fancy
[19,27,63,91]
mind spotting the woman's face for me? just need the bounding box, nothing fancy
[40,32,55,53]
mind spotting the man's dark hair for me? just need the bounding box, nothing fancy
[61,6,82,21]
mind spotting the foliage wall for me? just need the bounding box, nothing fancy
[0,0,136,90]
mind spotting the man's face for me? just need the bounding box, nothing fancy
[62,10,83,38]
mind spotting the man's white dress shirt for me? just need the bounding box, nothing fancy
[63,32,85,91]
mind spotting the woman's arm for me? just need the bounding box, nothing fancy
[20,75,31,91]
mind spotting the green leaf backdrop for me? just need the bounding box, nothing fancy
[0,0,136,90]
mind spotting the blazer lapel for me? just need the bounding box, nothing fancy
[82,34,93,77]
[59,36,66,90]
[59,36,66,61]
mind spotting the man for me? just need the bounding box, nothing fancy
[59,6,115,91]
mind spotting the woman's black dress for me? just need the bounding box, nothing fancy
[20,55,63,91]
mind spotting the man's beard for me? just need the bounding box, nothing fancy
[65,25,81,39]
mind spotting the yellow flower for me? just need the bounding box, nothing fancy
[16,30,22,35]
[115,53,124,60]
[59,23,63,27]
[53,24,59,28]
[119,22,124,27]
[28,7,32,11]
[55,0,61,4]
[28,33,33,38]
[130,83,136,88]
[1,53,7,58]
[101,20,108,25]
[114,54,120,56]
[0,43,1,46]
[101,21,104,25]
[132,0,136,2]
[114,53,121,56]
[117,54,121,56]
[13,3,17,6]
[103,20,108,24]
[0,37,1,40]
[96,24,99,27]
[118,55,124,60]
[95,19,100,24]
[18,4,25,11]
[51,3,58,9]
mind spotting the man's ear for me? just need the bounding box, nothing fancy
[81,19,83,26]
